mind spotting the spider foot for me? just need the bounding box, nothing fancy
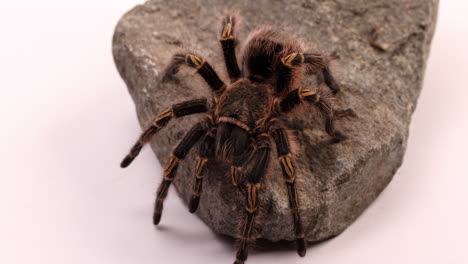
[296,238,307,257]
[330,131,347,144]
[234,237,250,264]
[153,212,162,225]
[188,195,200,213]
[221,15,236,40]
[335,108,357,119]
[331,85,341,95]
[234,251,247,264]
[153,199,164,225]
[120,155,134,168]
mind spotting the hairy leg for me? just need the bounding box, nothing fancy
[280,52,341,94]
[121,99,208,168]
[153,122,206,225]
[279,87,346,143]
[234,137,270,264]
[220,14,241,82]
[164,53,226,92]
[227,125,250,187]
[188,135,214,213]
[271,127,306,257]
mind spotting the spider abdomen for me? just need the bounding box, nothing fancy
[241,28,305,84]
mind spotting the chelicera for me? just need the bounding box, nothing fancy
[121,14,351,264]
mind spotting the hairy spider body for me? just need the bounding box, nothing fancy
[121,14,349,264]
[218,81,271,130]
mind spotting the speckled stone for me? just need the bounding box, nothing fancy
[113,0,438,242]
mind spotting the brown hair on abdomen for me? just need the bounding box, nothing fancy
[240,27,305,85]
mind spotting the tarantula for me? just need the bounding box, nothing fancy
[121,14,349,264]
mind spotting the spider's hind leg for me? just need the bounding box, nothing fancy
[313,58,341,95]
[220,14,241,82]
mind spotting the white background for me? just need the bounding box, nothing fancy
[1,1,467,263]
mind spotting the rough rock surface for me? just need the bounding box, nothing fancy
[113,0,438,242]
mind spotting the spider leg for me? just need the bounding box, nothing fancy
[234,139,271,264]
[280,88,346,143]
[120,99,208,168]
[271,127,306,257]
[228,126,251,187]
[220,14,241,82]
[164,53,226,92]
[188,135,214,213]
[153,122,206,225]
[279,53,340,94]
[230,146,254,189]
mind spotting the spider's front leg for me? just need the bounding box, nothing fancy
[271,127,306,257]
[153,122,206,225]
[120,99,208,168]
[279,52,341,94]
[220,14,241,82]
[280,87,347,143]
[233,137,271,264]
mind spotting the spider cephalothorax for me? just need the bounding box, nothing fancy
[121,14,349,264]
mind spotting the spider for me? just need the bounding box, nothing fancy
[121,14,349,264]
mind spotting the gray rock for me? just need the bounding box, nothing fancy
[113,0,438,242]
